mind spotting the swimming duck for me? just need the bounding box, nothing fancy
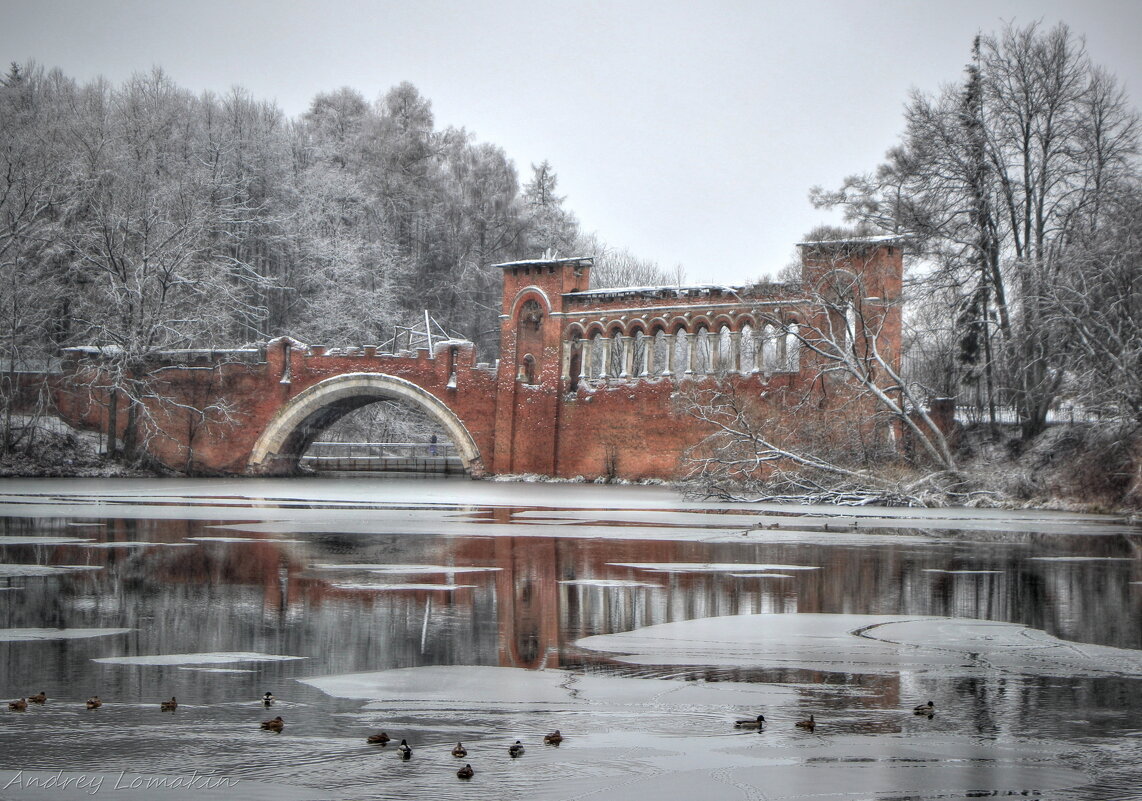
[262,692,275,707]
[85,696,102,709]
[913,701,935,715]
[451,742,467,757]
[734,714,765,729]
[160,697,178,711]
[28,692,47,704]
[543,729,563,745]
[509,740,524,757]
[397,739,412,760]
[261,716,284,732]
[457,763,474,780]
[367,732,391,745]
[8,698,27,711]
[795,714,816,731]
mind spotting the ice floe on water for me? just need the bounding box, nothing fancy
[93,652,306,666]
[1028,556,1137,562]
[922,568,1004,574]
[310,563,501,574]
[184,536,307,544]
[577,613,1142,678]
[0,627,132,641]
[330,582,476,592]
[610,562,820,573]
[0,536,94,545]
[0,564,102,577]
[558,579,663,588]
[74,541,193,548]
[301,664,795,709]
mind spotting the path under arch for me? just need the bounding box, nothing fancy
[247,373,484,476]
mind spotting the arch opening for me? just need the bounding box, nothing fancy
[248,373,483,477]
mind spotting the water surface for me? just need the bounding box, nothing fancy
[1,478,1140,800]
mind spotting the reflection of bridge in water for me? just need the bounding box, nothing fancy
[300,441,465,474]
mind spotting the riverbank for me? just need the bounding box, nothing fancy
[2,417,1138,515]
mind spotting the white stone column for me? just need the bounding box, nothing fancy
[642,334,653,377]
[685,332,696,376]
[662,333,675,377]
[619,335,633,378]
[729,331,742,374]
[598,336,611,379]
[560,340,572,381]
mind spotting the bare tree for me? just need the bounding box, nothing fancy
[0,63,73,453]
[812,22,1139,438]
[684,240,962,506]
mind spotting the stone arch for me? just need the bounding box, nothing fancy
[248,373,483,476]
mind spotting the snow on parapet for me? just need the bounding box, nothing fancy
[567,283,746,298]
[796,233,912,247]
[492,255,594,269]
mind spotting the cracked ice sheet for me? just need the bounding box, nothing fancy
[300,664,796,709]
[577,613,1142,678]
[0,628,132,641]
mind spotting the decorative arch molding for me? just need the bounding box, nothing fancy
[564,322,588,339]
[508,286,553,318]
[247,373,484,476]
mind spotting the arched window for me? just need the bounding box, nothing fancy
[739,324,756,373]
[784,324,801,372]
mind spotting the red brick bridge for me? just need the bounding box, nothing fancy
[53,239,904,480]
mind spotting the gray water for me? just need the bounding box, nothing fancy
[0,477,1140,800]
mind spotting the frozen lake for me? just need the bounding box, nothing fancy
[0,477,1140,800]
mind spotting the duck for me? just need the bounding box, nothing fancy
[457,763,474,780]
[913,701,935,715]
[795,714,816,731]
[8,698,27,711]
[451,741,468,757]
[508,740,524,757]
[543,729,563,745]
[28,692,47,704]
[367,732,391,745]
[262,692,275,707]
[397,739,412,760]
[260,716,284,732]
[160,697,178,711]
[85,696,102,710]
[734,714,765,729]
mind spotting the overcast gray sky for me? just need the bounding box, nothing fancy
[4,0,1140,285]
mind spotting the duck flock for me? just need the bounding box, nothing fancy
[6,691,936,781]
[5,690,572,782]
